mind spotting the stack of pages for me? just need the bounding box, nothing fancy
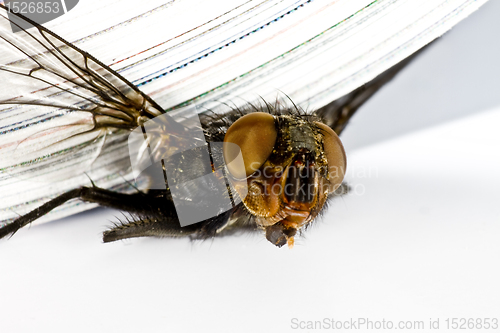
[0,0,489,225]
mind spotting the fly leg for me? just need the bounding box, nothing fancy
[0,186,166,238]
[0,186,236,242]
[0,186,160,240]
[1,188,87,239]
[103,204,237,243]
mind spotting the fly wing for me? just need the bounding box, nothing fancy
[314,47,430,136]
[0,5,164,225]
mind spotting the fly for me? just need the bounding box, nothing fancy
[0,3,431,247]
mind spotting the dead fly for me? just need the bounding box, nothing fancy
[0,5,419,247]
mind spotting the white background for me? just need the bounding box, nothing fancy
[1,1,499,333]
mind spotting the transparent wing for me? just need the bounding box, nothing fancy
[0,5,164,225]
[0,4,165,180]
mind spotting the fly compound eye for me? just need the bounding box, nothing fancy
[314,122,347,191]
[223,112,277,178]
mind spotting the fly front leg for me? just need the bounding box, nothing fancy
[0,185,238,243]
[0,188,85,239]
[0,186,169,240]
